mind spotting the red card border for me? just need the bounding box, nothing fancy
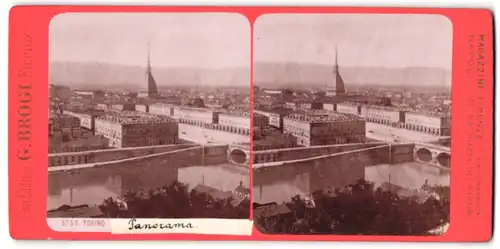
[8,6,493,241]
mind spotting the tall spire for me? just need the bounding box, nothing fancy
[334,43,339,73]
[146,42,158,98]
[326,43,346,96]
[147,42,151,74]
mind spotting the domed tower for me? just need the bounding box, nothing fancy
[326,44,346,97]
[146,43,159,98]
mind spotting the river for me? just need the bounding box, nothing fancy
[253,161,450,204]
[47,163,249,211]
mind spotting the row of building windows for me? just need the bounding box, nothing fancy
[179,119,251,136]
[309,135,366,146]
[49,144,107,153]
[253,153,278,163]
[49,154,92,166]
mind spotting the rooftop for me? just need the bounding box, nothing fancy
[253,203,292,219]
[220,110,252,118]
[149,102,176,107]
[336,101,362,107]
[49,113,80,121]
[284,110,364,123]
[360,104,402,112]
[339,101,449,118]
[95,111,175,124]
[51,135,109,148]
[174,105,224,113]
[192,184,246,207]
[255,107,292,115]
[63,108,106,116]
[406,109,450,118]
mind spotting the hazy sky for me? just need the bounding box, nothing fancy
[49,13,250,68]
[254,14,452,70]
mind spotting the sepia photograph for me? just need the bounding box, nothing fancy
[47,13,251,219]
[252,14,451,235]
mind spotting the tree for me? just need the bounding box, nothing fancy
[255,179,450,235]
[98,181,250,219]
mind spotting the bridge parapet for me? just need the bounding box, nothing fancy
[252,142,387,164]
[48,146,204,172]
[48,144,199,167]
[49,144,233,173]
[253,142,450,170]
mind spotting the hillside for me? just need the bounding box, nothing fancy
[49,61,452,91]
[253,62,452,88]
[49,61,250,91]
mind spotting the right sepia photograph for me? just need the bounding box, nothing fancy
[252,14,452,235]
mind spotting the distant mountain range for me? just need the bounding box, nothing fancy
[254,62,451,89]
[49,61,250,91]
[50,61,451,91]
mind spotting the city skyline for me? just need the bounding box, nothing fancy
[49,13,251,69]
[254,14,453,70]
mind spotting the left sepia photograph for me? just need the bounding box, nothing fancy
[47,13,251,219]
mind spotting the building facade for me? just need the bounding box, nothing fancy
[95,103,109,111]
[254,109,290,130]
[63,109,105,130]
[335,102,361,115]
[323,103,335,111]
[283,111,366,146]
[49,114,83,139]
[49,84,72,101]
[253,132,298,151]
[253,113,270,130]
[94,111,178,148]
[297,101,323,111]
[173,106,220,125]
[404,112,451,136]
[218,110,268,131]
[149,103,174,117]
[49,135,109,153]
[360,105,403,127]
[285,101,298,110]
[218,112,251,130]
[135,104,150,113]
[111,103,135,112]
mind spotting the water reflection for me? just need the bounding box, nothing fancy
[178,165,250,192]
[365,162,450,189]
[253,162,450,204]
[48,163,249,211]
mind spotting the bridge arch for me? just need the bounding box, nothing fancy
[416,147,433,162]
[436,153,451,168]
[229,148,248,165]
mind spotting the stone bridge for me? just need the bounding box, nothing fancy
[228,144,251,166]
[414,143,451,168]
[252,142,450,169]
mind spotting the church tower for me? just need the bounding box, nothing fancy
[326,44,346,96]
[147,43,159,98]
